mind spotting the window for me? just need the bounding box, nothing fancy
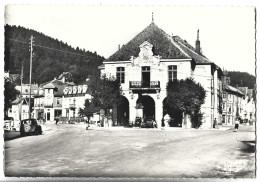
[57,98,61,105]
[116,67,125,83]
[48,89,50,94]
[168,65,177,81]
[223,103,226,110]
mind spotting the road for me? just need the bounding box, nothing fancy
[4,123,255,178]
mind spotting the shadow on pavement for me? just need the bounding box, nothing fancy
[240,141,255,153]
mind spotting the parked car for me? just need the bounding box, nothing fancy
[135,117,142,127]
[20,119,42,136]
[140,117,155,128]
[4,120,12,131]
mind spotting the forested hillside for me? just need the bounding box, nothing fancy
[227,71,256,89]
[4,24,104,84]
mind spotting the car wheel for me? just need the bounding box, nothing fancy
[20,130,26,136]
[38,126,43,135]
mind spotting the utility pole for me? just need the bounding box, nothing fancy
[29,36,34,120]
[236,84,239,119]
[20,64,23,121]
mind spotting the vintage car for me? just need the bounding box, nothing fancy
[4,120,12,131]
[140,117,156,128]
[20,119,42,136]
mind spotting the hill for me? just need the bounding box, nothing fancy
[227,71,256,89]
[4,24,104,84]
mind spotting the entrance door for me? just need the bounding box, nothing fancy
[47,112,50,121]
[136,95,155,120]
[142,66,150,87]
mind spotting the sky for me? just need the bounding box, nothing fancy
[3,5,256,75]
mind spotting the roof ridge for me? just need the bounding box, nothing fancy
[168,35,190,58]
[176,39,210,62]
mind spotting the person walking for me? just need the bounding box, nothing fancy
[213,118,218,129]
[55,116,59,125]
[234,118,240,132]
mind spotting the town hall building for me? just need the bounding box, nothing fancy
[99,21,223,129]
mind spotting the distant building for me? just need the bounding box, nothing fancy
[62,85,92,120]
[33,73,75,122]
[15,84,39,98]
[99,22,223,129]
[222,85,244,125]
[33,72,91,123]
[238,87,256,122]
[10,97,31,121]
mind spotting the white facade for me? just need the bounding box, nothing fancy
[222,86,244,125]
[10,98,30,122]
[101,39,222,129]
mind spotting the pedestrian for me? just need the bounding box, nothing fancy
[234,118,239,132]
[55,116,59,125]
[153,120,157,128]
[213,118,218,129]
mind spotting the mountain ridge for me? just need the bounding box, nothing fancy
[5,24,104,84]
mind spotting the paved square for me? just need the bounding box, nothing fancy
[4,124,255,178]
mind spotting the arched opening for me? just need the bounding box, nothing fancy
[136,95,155,120]
[163,97,183,127]
[117,96,129,126]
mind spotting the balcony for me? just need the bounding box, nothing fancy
[129,81,160,93]
[54,103,62,107]
[130,81,160,88]
[34,104,44,108]
[69,104,76,109]
[44,103,53,108]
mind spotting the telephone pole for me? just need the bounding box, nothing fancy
[29,36,34,120]
[20,64,23,121]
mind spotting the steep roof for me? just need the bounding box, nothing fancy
[43,82,56,89]
[106,22,219,68]
[172,36,213,64]
[238,87,248,95]
[225,85,244,96]
[107,23,190,61]
[11,97,24,104]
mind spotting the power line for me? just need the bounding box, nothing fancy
[5,37,89,57]
[6,37,219,78]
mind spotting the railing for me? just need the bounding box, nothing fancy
[129,81,160,89]
[54,103,62,107]
[69,104,76,109]
[44,103,53,108]
[34,104,44,107]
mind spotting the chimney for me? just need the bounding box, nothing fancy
[195,29,201,54]
[118,44,120,51]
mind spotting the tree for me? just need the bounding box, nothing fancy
[79,97,100,123]
[4,77,20,118]
[89,75,121,117]
[164,78,206,128]
[79,75,121,123]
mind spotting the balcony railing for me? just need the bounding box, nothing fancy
[129,81,160,89]
[54,103,62,107]
[69,104,76,109]
[34,104,44,107]
[44,103,53,108]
